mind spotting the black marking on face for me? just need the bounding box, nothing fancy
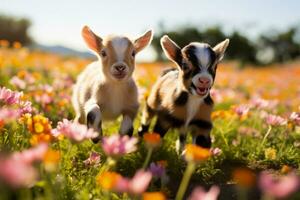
[174,91,189,106]
[189,119,213,130]
[195,135,212,148]
[184,45,199,68]
[182,44,218,80]
[204,94,214,105]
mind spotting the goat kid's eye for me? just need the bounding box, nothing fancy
[131,50,136,58]
[100,50,107,57]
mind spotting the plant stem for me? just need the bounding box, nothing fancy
[142,148,153,169]
[175,162,196,200]
[261,125,272,147]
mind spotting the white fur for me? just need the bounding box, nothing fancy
[101,84,126,120]
[190,43,212,68]
[185,95,203,127]
[111,37,129,62]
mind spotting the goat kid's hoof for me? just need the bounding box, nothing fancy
[91,136,102,144]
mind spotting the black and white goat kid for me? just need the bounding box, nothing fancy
[138,35,229,153]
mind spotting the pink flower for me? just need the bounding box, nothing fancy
[265,114,287,126]
[19,100,33,114]
[0,108,21,123]
[11,143,48,164]
[10,76,26,89]
[234,105,249,117]
[102,135,138,157]
[210,147,222,156]
[0,156,38,188]
[189,185,220,200]
[0,87,22,105]
[128,170,152,194]
[290,112,300,126]
[259,172,300,198]
[83,151,101,166]
[251,97,278,110]
[34,93,53,105]
[111,170,153,194]
[52,119,98,142]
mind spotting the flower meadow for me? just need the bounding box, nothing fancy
[0,44,300,200]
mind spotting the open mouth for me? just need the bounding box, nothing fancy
[196,87,209,95]
[191,83,210,96]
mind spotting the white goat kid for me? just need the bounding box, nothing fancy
[72,26,153,142]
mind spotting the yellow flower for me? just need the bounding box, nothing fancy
[232,168,256,188]
[97,171,122,190]
[185,144,211,163]
[142,192,166,200]
[265,148,277,160]
[143,132,161,148]
[34,122,44,133]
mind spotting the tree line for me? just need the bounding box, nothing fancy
[0,13,300,65]
[152,25,300,65]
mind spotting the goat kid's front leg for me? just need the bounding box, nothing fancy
[120,108,138,137]
[138,103,154,137]
[84,100,102,143]
[119,115,134,137]
[176,127,187,155]
[191,128,212,149]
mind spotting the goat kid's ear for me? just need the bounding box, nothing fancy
[213,39,230,62]
[160,35,182,65]
[81,26,103,53]
[134,29,153,53]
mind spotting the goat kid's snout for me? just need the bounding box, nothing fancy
[198,76,211,88]
[111,62,129,80]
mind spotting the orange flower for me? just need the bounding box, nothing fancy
[0,40,9,48]
[43,150,60,171]
[185,144,211,163]
[97,171,122,190]
[22,114,53,145]
[281,165,292,174]
[143,132,161,148]
[142,192,166,200]
[157,160,168,168]
[232,168,256,187]
[0,119,4,129]
[13,42,22,49]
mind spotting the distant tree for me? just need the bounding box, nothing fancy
[258,27,300,63]
[152,26,259,64]
[0,14,32,46]
[227,31,257,64]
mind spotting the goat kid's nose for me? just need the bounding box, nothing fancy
[199,77,210,84]
[115,65,126,72]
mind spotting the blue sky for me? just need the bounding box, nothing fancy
[1,0,300,60]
